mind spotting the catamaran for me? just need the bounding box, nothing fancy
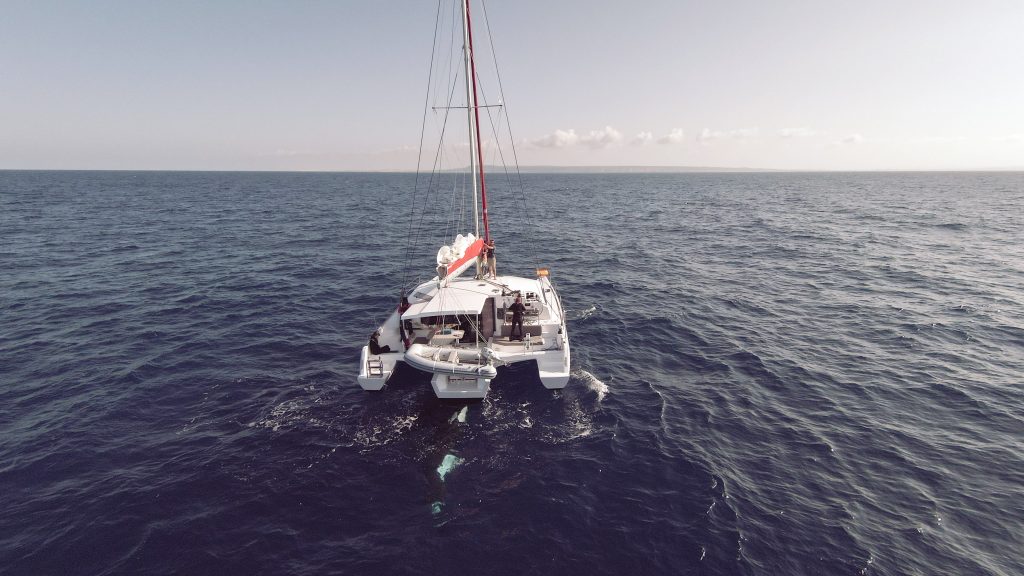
[356,0,570,399]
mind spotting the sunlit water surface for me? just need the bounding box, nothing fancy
[1,170,1022,575]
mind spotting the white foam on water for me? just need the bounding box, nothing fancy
[538,397,594,444]
[574,369,608,402]
[569,399,593,438]
[575,305,597,321]
[392,414,419,433]
[249,399,309,432]
[352,414,419,450]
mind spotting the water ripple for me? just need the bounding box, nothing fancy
[1,170,1022,575]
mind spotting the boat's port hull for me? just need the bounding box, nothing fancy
[357,346,401,390]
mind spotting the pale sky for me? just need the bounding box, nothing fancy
[2,0,1022,171]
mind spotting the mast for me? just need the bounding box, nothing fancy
[463,0,491,243]
[460,0,479,240]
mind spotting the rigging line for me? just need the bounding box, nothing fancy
[480,0,530,213]
[413,11,461,286]
[458,159,468,233]
[432,104,504,110]
[474,71,507,168]
[444,162,472,245]
[441,0,456,111]
[444,153,461,244]
[407,45,465,290]
[481,107,530,252]
[480,0,538,266]
[455,148,468,239]
[413,137,447,266]
[451,147,470,237]
[402,0,445,295]
[475,86,520,240]
[464,0,491,243]
[406,0,461,295]
[404,2,450,296]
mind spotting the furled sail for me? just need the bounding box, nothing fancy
[435,233,483,279]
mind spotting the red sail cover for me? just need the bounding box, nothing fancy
[447,238,485,278]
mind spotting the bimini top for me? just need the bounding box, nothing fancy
[401,285,489,320]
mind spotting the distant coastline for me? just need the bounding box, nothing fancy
[494,165,775,173]
[454,165,1024,174]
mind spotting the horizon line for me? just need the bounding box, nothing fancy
[3,165,1023,174]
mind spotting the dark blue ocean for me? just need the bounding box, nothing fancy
[1,170,1022,575]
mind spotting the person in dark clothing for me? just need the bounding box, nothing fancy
[459,316,475,343]
[369,331,391,355]
[485,239,496,278]
[508,296,526,341]
[398,296,412,349]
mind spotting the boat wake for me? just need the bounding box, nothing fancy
[574,369,608,402]
[351,414,419,451]
[561,398,595,441]
[246,383,331,433]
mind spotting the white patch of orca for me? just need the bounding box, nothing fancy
[448,405,468,424]
[437,453,464,481]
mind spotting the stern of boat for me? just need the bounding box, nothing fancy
[430,373,492,399]
[537,337,571,389]
[357,345,400,391]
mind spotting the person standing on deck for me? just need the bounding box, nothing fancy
[508,296,526,341]
[485,239,496,278]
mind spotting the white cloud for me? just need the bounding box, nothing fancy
[530,129,579,148]
[531,126,622,149]
[657,128,685,145]
[912,136,965,144]
[631,131,653,146]
[997,133,1024,142]
[777,127,818,138]
[836,133,865,145]
[697,129,718,144]
[697,127,759,144]
[579,126,623,149]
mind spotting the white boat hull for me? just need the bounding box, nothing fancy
[357,346,401,391]
[358,349,569,397]
[431,373,491,399]
[357,274,570,398]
